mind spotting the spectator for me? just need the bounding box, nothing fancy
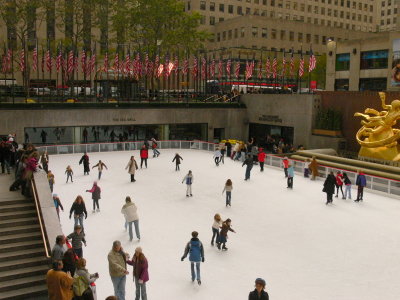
[46,260,74,300]
[62,249,77,277]
[248,278,269,300]
[127,247,149,300]
[51,235,66,262]
[108,241,129,300]
[74,258,99,300]
[355,170,367,202]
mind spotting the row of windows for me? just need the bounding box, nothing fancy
[216,27,331,45]
[381,8,398,16]
[335,78,387,91]
[380,18,397,25]
[335,50,389,71]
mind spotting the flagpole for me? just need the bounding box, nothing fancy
[308,44,312,94]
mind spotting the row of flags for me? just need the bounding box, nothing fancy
[1,47,317,80]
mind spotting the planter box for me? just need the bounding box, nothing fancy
[312,129,342,137]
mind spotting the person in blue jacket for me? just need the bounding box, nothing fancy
[181,231,204,285]
[287,163,295,189]
[355,170,367,202]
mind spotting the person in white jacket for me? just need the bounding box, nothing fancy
[182,170,194,197]
[213,148,222,166]
[222,179,233,207]
[121,196,140,241]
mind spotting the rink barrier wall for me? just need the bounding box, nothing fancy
[36,140,400,199]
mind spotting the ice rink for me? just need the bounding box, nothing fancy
[50,149,400,300]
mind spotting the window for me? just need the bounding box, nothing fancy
[254,8,260,15]
[286,1,291,9]
[335,53,350,71]
[306,33,311,43]
[256,27,265,39]
[222,31,226,41]
[246,7,251,14]
[335,79,349,91]
[210,16,215,25]
[210,2,215,11]
[252,27,258,37]
[234,28,238,38]
[200,1,206,10]
[298,32,303,42]
[280,30,286,40]
[359,78,387,91]
[322,36,326,45]
[237,6,243,14]
[271,0,275,6]
[261,10,267,15]
[271,29,277,39]
[217,33,221,42]
[289,31,294,41]
[228,5,234,13]
[314,35,319,44]
[219,17,224,22]
[263,0,267,4]
[219,3,224,11]
[241,27,245,37]
[360,50,388,69]
[293,2,298,9]
[200,15,206,24]
[228,30,232,40]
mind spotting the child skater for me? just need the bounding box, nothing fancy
[182,170,193,197]
[287,163,294,189]
[216,218,236,251]
[211,214,222,246]
[222,179,233,207]
[65,165,73,183]
[173,153,183,171]
[92,160,108,180]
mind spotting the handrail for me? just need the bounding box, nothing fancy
[31,178,51,258]
[203,94,217,102]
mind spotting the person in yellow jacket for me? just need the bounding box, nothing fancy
[46,260,74,300]
[108,240,130,300]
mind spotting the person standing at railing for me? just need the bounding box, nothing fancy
[182,170,194,197]
[82,128,88,143]
[242,154,253,181]
[79,152,90,175]
[309,157,319,180]
[140,145,149,168]
[323,171,336,205]
[258,148,266,172]
[46,260,74,300]
[225,141,232,158]
[86,181,102,213]
[335,171,345,199]
[65,165,73,183]
[282,157,289,178]
[92,160,108,180]
[126,156,139,182]
[40,129,47,144]
[151,138,160,157]
[343,172,352,200]
[69,196,88,230]
[173,153,183,171]
[355,170,367,202]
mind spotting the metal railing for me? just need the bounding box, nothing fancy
[36,140,400,198]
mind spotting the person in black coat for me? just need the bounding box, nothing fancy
[69,196,88,230]
[225,141,232,157]
[242,154,253,181]
[172,153,183,171]
[323,171,336,205]
[79,152,90,175]
[249,278,269,300]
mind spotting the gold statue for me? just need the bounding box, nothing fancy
[354,92,400,161]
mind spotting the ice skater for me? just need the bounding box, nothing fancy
[69,196,88,229]
[181,231,204,285]
[182,170,193,197]
[140,145,149,168]
[211,213,222,246]
[127,247,149,300]
[47,170,55,192]
[213,148,222,166]
[216,218,235,251]
[343,172,352,200]
[323,171,336,205]
[355,170,367,202]
[86,181,101,213]
[173,153,183,171]
[335,171,345,199]
[258,148,266,172]
[40,151,49,173]
[65,165,73,183]
[248,278,269,300]
[92,160,108,180]
[126,156,138,182]
[287,163,294,189]
[282,157,289,178]
[222,179,233,207]
[242,154,253,181]
[121,196,141,241]
[219,143,225,164]
[79,152,90,175]
[151,138,160,157]
[304,159,311,178]
[53,194,64,221]
[67,225,86,258]
[309,156,319,180]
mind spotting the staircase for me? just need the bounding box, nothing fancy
[0,175,49,300]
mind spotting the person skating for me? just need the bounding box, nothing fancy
[248,278,269,300]
[355,170,367,202]
[65,165,73,183]
[282,156,289,178]
[213,148,222,166]
[46,260,74,300]
[67,225,86,258]
[172,153,183,171]
[108,241,129,300]
[219,142,226,164]
[211,214,222,246]
[323,171,336,205]
[258,148,266,172]
[140,145,149,168]
[217,218,235,250]
[182,170,194,197]
[304,159,311,178]
[251,145,259,165]
[126,156,138,182]
[40,151,49,173]
[92,160,108,180]
[231,142,240,159]
[53,194,64,220]
[242,154,253,181]
[151,138,160,157]
[69,196,88,229]
[121,196,141,241]
[47,170,55,193]
[335,171,345,199]
[309,156,319,180]
[79,152,90,175]
[181,231,204,285]
[222,179,233,207]
[127,247,149,300]
[225,140,232,158]
[343,172,352,200]
[86,181,101,212]
[287,163,294,189]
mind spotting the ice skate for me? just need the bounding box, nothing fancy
[197,280,201,285]
[190,194,193,197]
[96,209,100,212]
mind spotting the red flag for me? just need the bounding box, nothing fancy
[192,57,198,78]
[210,59,215,78]
[272,57,277,79]
[46,49,52,72]
[32,46,38,72]
[124,53,131,75]
[113,53,119,72]
[299,56,305,77]
[182,58,189,75]
[308,49,317,72]
[289,51,295,76]
[56,48,62,73]
[226,59,231,78]
[265,57,270,78]
[103,52,109,72]
[201,57,207,79]
[87,52,96,76]
[81,49,87,74]
[67,50,74,74]
[234,60,240,78]
[19,49,25,72]
[217,60,223,79]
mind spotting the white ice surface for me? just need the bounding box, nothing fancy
[51,149,400,300]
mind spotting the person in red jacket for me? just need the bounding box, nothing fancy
[140,145,148,168]
[282,157,289,178]
[335,171,345,199]
[257,148,266,172]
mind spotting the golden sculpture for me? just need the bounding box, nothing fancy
[354,92,400,161]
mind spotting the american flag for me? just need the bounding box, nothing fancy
[81,49,86,74]
[164,55,170,77]
[182,58,189,75]
[299,55,305,77]
[226,59,231,78]
[46,49,52,72]
[32,45,38,72]
[192,57,198,78]
[144,53,149,76]
[272,57,277,79]
[201,56,207,79]
[281,52,286,76]
[67,50,74,74]
[56,48,62,73]
[265,57,270,78]
[257,60,262,79]
[157,62,164,78]
[234,60,240,78]
[135,53,142,79]
[154,55,160,77]
[103,52,109,72]
[113,53,119,72]
[217,59,223,79]
[88,52,96,76]
[19,49,25,72]
[124,53,131,75]
[245,60,255,80]
[289,49,295,76]
[210,58,215,78]
[308,49,317,72]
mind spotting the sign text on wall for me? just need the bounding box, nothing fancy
[258,115,283,123]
